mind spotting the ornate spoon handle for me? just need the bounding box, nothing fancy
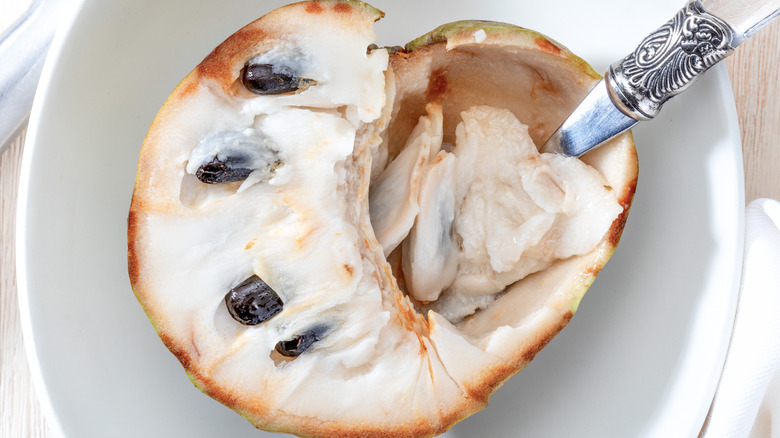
[607,0,780,121]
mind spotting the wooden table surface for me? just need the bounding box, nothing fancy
[1,1,778,436]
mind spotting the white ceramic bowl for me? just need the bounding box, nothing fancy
[18,0,744,436]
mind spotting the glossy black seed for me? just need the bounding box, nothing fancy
[196,156,254,184]
[243,63,303,95]
[225,275,283,326]
[275,326,328,358]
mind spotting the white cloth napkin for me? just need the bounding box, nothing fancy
[701,198,780,438]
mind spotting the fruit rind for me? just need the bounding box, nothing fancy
[405,20,600,81]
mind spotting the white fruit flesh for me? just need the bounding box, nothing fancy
[369,103,444,256]
[381,105,622,322]
[402,148,458,303]
[432,106,621,320]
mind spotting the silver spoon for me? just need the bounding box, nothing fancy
[542,0,780,157]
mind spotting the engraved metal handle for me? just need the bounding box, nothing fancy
[607,0,780,121]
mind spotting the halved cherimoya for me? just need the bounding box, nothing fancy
[128,1,638,437]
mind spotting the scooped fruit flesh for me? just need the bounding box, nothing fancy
[127,2,638,437]
[384,105,624,322]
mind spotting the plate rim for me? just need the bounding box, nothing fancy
[15,0,89,435]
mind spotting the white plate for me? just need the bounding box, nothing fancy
[17,0,744,437]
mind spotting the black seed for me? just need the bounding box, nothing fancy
[196,156,254,184]
[242,63,309,95]
[275,326,328,358]
[225,275,283,325]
